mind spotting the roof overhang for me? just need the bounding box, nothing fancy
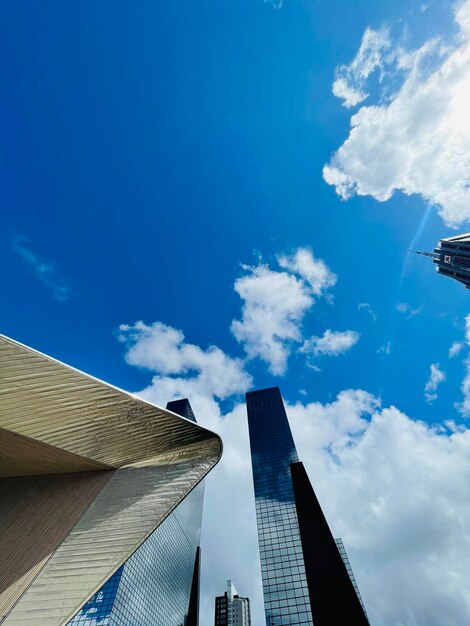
[0,335,222,626]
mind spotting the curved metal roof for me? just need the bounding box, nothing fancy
[0,334,222,626]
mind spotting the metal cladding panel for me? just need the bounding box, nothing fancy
[0,335,216,472]
[440,233,470,243]
[0,471,114,621]
[0,335,222,626]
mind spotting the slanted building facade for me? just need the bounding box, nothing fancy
[68,399,204,626]
[0,335,221,626]
[246,387,369,626]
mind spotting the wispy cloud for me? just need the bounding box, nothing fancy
[358,302,378,321]
[301,329,360,359]
[449,341,464,358]
[424,363,446,404]
[396,302,422,318]
[377,341,391,355]
[332,27,391,108]
[11,236,71,301]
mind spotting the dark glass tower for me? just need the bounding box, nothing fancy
[246,387,369,626]
[67,399,203,626]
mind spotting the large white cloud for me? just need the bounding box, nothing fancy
[11,235,71,301]
[117,321,252,402]
[117,315,470,626]
[288,391,470,626]
[324,0,470,228]
[231,249,337,375]
[174,386,470,626]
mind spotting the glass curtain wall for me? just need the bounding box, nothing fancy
[246,388,313,626]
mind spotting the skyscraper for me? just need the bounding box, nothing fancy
[246,387,369,626]
[214,581,251,626]
[0,335,221,626]
[414,232,470,289]
[68,398,204,626]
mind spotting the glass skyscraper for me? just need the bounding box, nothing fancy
[246,387,369,626]
[246,387,313,626]
[67,399,203,626]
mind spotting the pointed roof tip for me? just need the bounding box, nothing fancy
[410,250,437,258]
[166,398,197,423]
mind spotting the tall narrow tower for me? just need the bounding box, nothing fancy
[246,387,369,626]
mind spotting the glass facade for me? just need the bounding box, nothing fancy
[246,388,313,626]
[335,538,369,622]
[68,399,204,626]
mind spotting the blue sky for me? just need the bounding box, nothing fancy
[2,1,470,624]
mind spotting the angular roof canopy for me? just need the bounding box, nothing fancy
[0,335,222,626]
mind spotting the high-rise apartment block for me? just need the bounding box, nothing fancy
[246,387,369,626]
[0,335,221,626]
[214,581,251,626]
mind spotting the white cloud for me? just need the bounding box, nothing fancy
[332,77,367,109]
[424,363,446,404]
[118,316,470,626]
[358,302,378,321]
[11,235,71,301]
[396,302,423,318]
[301,329,360,358]
[117,321,252,402]
[289,391,470,626]
[457,356,470,417]
[324,0,470,228]
[231,249,336,376]
[277,248,337,296]
[332,27,391,107]
[231,264,313,376]
[464,313,470,344]
[457,0,470,39]
[449,341,464,358]
[456,314,470,415]
[195,387,470,626]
